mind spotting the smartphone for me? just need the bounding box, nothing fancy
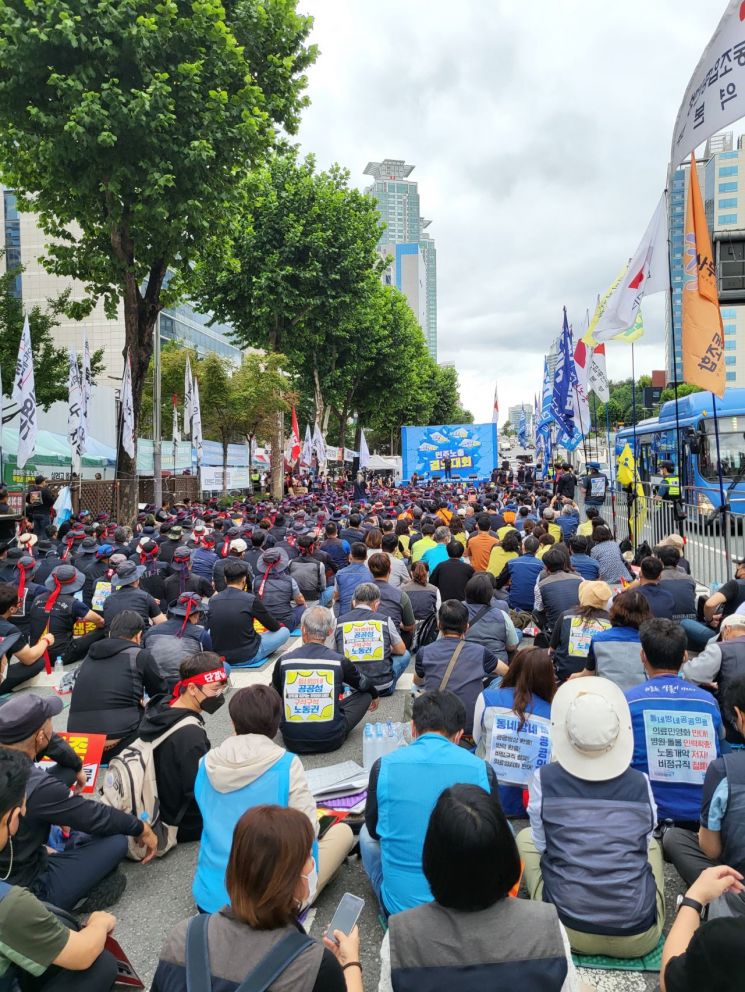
[325,892,364,944]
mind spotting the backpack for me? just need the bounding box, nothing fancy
[100,715,202,861]
[411,609,439,653]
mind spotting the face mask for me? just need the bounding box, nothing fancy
[199,693,225,716]
[301,862,318,909]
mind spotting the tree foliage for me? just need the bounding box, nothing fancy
[195,151,472,462]
[659,383,703,404]
[0,0,316,518]
[0,259,103,419]
[140,342,293,484]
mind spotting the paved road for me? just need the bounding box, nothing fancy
[30,643,685,991]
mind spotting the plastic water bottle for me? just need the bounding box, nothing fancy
[53,656,64,690]
[375,722,385,762]
[362,724,375,769]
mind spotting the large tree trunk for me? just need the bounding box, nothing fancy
[113,231,166,524]
[271,411,284,500]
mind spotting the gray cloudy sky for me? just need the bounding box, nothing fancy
[296,1,726,423]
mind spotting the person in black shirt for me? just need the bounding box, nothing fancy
[430,541,475,602]
[340,513,365,545]
[137,653,229,842]
[68,610,166,755]
[0,583,56,693]
[0,693,157,908]
[208,561,289,666]
[163,546,212,604]
[272,605,378,754]
[25,476,55,538]
[212,539,254,594]
[103,561,165,630]
[29,565,104,664]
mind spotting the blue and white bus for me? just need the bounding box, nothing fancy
[614,389,745,515]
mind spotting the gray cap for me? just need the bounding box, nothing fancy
[45,564,86,593]
[0,693,63,743]
[112,561,146,587]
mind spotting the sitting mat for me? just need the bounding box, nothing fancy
[571,935,664,972]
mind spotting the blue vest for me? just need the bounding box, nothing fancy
[506,555,543,611]
[335,563,373,614]
[191,547,218,581]
[476,686,551,817]
[376,734,490,915]
[626,675,723,824]
[192,751,294,913]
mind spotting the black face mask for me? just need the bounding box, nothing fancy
[200,693,225,716]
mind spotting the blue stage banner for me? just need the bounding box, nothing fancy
[401,423,498,481]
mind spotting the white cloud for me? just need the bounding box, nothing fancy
[296,0,724,423]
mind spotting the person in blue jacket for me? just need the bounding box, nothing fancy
[360,690,499,917]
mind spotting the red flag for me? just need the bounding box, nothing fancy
[290,406,302,462]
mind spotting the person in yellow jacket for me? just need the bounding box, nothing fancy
[487,531,521,577]
[540,509,562,543]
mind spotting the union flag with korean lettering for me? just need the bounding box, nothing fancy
[682,152,725,397]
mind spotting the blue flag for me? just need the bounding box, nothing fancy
[550,308,577,438]
[518,406,527,448]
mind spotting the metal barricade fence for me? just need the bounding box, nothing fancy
[576,491,744,593]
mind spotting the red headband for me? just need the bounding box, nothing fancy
[45,573,76,613]
[170,667,227,702]
[16,562,32,603]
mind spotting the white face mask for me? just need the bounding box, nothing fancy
[301,862,318,909]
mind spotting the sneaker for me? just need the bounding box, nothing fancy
[75,868,127,913]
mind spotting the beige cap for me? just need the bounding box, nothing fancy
[660,533,684,550]
[550,679,634,782]
[578,580,613,610]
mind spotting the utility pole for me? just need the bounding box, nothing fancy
[152,314,162,508]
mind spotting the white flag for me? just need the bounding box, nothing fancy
[589,343,610,402]
[120,351,136,459]
[359,428,371,469]
[11,316,37,469]
[671,1,745,169]
[81,333,91,453]
[172,399,181,444]
[312,422,326,467]
[184,354,194,439]
[67,348,83,475]
[585,195,668,345]
[492,381,499,424]
[301,424,313,466]
[192,376,203,466]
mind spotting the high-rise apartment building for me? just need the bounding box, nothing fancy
[364,159,438,360]
[667,133,745,387]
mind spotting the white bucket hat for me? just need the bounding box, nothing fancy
[550,678,633,782]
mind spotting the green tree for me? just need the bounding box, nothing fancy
[659,383,703,404]
[141,345,293,490]
[0,260,103,420]
[0,0,315,519]
[194,150,384,494]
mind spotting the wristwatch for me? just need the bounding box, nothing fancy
[676,894,704,917]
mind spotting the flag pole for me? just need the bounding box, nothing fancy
[631,341,639,545]
[711,393,731,566]
[605,402,618,537]
[573,383,589,469]
[664,181,685,512]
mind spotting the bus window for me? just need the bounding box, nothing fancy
[701,418,745,479]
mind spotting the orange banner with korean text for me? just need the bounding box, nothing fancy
[682,153,724,397]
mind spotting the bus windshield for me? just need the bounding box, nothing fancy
[702,419,745,479]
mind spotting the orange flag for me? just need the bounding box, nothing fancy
[682,153,725,397]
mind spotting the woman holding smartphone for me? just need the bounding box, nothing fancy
[152,805,362,992]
